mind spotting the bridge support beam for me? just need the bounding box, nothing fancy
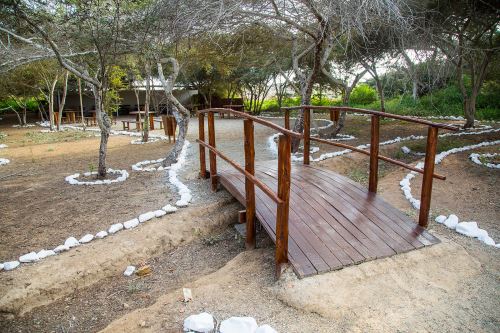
[419,126,438,228]
[208,111,218,191]
[276,134,291,278]
[369,115,380,193]
[244,119,256,249]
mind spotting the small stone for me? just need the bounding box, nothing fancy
[124,266,136,277]
[138,212,155,223]
[19,251,39,263]
[3,261,20,271]
[220,317,258,333]
[54,244,70,253]
[183,312,214,332]
[444,214,459,229]
[79,234,94,243]
[64,237,80,248]
[123,303,129,309]
[37,249,56,259]
[435,215,447,224]
[124,218,140,229]
[95,231,108,239]
[109,223,124,234]
[139,321,147,327]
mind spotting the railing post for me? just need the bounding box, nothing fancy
[244,119,256,249]
[198,113,208,179]
[276,134,291,278]
[419,126,438,228]
[369,115,380,193]
[208,111,218,191]
[303,107,310,165]
[330,109,339,123]
[284,109,290,130]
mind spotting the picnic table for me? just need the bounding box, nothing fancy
[130,111,156,130]
[64,110,79,123]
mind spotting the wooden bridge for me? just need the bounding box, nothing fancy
[197,106,458,278]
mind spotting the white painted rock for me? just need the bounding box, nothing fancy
[435,215,447,224]
[401,146,411,154]
[109,223,124,234]
[79,234,94,243]
[176,199,189,207]
[256,325,278,333]
[3,261,20,271]
[162,204,177,213]
[455,222,480,238]
[124,218,140,229]
[481,235,496,246]
[37,249,56,259]
[444,215,459,229]
[19,251,39,263]
[154,210,166,217]
[64,237,80,248]
[54,244,70,253]
[183,312,214,333]
[220,317,258,333]
[138,211,155,223]
[95,231,108,239]
[123,265,135,276]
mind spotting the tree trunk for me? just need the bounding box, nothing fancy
[93,86,111,178]
[49,77,57,131]
[412,79,418,101]
[57,71,69,129]
[78,78,86,130]
[143,64,151,142]
[157,58,190,167]
[22,108,27,126]
[463,96,476,129]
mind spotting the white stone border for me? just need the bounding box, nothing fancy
[65,168,129,185]
[399,140,500,248]
[1,139,192,272]
[132,158,169,172]
[469,153,500,169]
[0,144,7,149]
[0,158,9,166]
[131,137,160,145]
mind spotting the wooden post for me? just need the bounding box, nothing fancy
[368,115,380,193]
[284,109,290,130]
[276,134,291,278]
[208,111,218,191]
[303,107,310,165]
[419,126,438,228]
[334,110,339,122]
[198,113,208,179]
[244,119,256,249]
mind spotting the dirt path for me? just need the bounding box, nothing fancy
[1,115,499,332]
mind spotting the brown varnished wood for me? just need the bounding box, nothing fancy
[198,113,208,179]
[218,163,440,278]
[276,135,292,277]
[419,127,439,228]
[244,119,256,249]
[303,107,310,165]
[369,115,380,193]
[207,111,217,191]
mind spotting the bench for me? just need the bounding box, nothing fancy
[122,120,142,131]
[153,118,164,129]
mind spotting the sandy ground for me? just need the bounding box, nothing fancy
[1,113,499,332]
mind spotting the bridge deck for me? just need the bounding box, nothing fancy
[219,162,440,278]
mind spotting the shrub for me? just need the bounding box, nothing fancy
[350,84,377,105]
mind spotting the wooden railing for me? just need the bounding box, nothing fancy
[282,106,460,228]
[197,108,301,277]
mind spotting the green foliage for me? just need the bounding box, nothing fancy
[350,84,377,105]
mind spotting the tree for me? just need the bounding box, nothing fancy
[426,0,500,128]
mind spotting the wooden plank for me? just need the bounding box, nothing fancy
[219,174,316,277]
[208,111,217,191]
[256,168,377,262]
[244,119,256,249]
[260,167,400,257]
[276,135,291,275]
[302,165,438,246]
[419,126,438,228]
[369,115,379,193]
[225,173,334,273]
[198,113,207,178]
[303,108,310,165]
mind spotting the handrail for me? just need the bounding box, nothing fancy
[197,110,291,277]
[310,136,447,180]
[282,105,460,131]
[196,139,283,204]
[198,108,303,139]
